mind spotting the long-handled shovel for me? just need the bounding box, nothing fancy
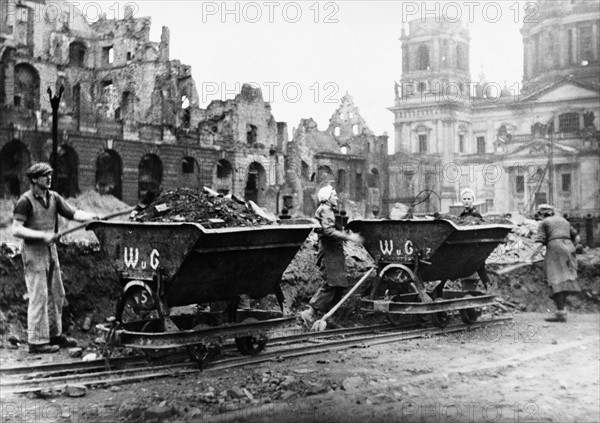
[56,207,135,239]
[55,189,159,240]
[311,267,375,332]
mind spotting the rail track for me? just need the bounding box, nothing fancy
[1,316,512,395]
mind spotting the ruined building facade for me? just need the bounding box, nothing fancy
[0,0,289,211]
[285,94,389,219]
[390,0,599,222]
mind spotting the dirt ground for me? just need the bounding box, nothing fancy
[1,312,598,423]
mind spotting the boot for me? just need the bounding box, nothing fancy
[29,343,60,354]
[545,309,567,323]
[298,307,316,329]
[50,335,78,348]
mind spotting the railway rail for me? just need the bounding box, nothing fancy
[1,316,512,395]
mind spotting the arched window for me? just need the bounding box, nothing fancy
[14,63,40,109]
[138,154,163,200]
[244,162,266,206]
[0,140,31,197]
[95,149,123,199]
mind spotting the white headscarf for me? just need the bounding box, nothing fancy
[460,188,475,199]
[317,185,335,203]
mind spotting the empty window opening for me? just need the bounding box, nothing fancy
[0,140,31,197]
[182,156,195,174]
[69,42,86,67]
[244,162,266,206]
[181,95,190,128]
[95,149,123,199]
[216,159,232,179]
[138,154,163,200]
[102,46,114,65]
[246,124,257,144]
[14,63,39,109]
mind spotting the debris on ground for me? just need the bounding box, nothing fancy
[131,187,275,227]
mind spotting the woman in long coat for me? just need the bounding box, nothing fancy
[535,204,580,322]
[299,185,363,328]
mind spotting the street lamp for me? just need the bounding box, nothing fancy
[47,85,64,191]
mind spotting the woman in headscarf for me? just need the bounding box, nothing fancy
[299,185,364,328]
[535,204,580,322]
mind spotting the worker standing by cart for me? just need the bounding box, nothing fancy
[12,162,99,354]
[299,185,364,328]
[458,189,492,292]
[535,204,581,322]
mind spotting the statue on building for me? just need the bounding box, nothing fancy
[531,122,548,138]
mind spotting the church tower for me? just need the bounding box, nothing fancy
[389,16,472,212]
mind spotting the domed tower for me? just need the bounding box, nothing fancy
[397,16,471,102]
[522,0,599,86]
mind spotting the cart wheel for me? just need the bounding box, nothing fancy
[387,312,405,326]
[431,299,450,328]
[234,318,268,356]
[459,308,481,324]
[118,287,170,360]
[186,343,221,364]
[235,336,268,356]
[459,294,482,324]
[118,286,159,325]
[186,344,208,364]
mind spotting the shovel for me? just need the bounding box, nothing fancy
[54,189,160,240]
[56,207,135,238]
[311,268,375,332]
[490,259,544,276]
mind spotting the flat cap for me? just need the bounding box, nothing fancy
[537,203,555,211]
[26,162,53,178]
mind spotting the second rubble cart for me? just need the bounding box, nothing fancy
[347,218,513,327]
[89,220,317,363]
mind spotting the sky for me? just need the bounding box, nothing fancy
[78,1,527,150]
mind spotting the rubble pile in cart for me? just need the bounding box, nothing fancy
[131,187,275,227]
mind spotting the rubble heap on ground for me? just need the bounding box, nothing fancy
[131,187,274,227]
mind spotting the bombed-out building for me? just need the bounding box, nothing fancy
[0,0,289,212]
[285,94,389,219]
